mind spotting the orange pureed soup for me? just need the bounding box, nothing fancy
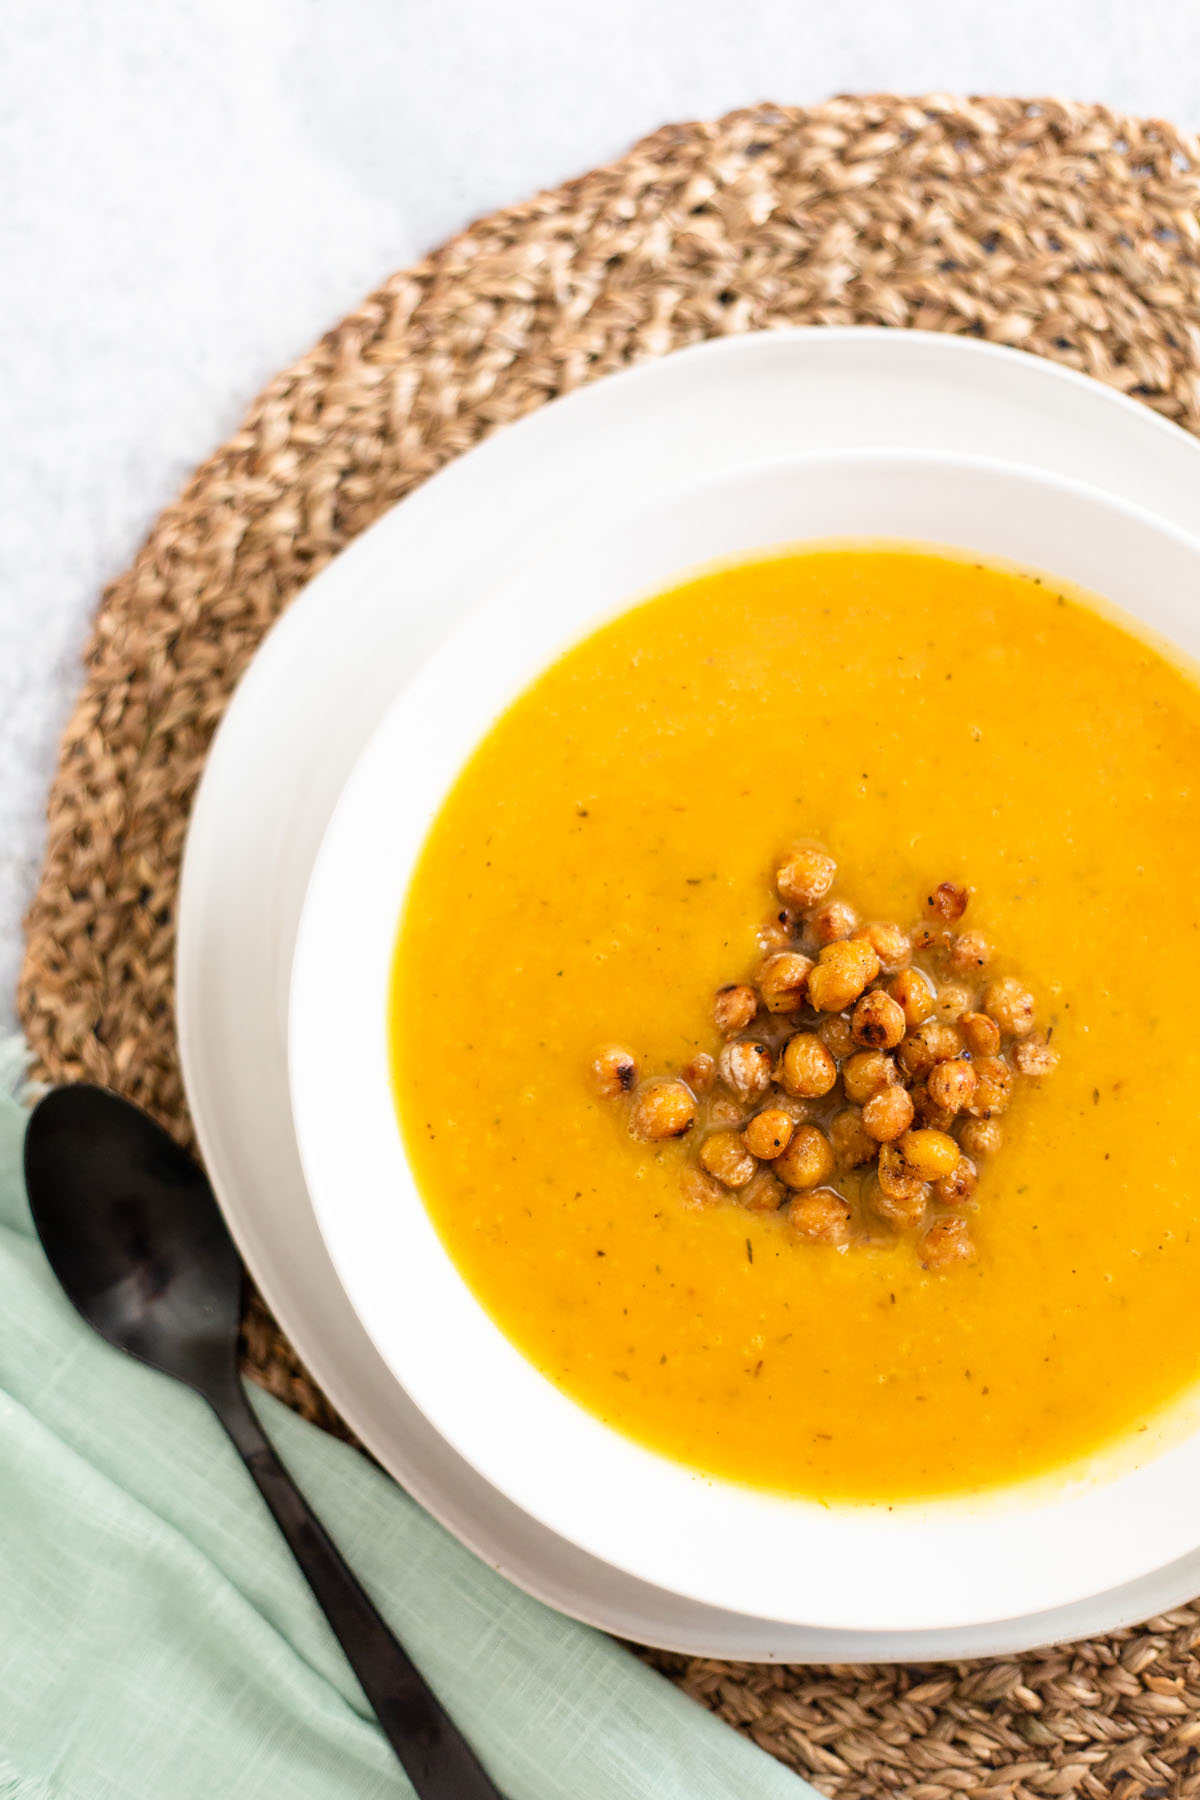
[391,547,1200,1501]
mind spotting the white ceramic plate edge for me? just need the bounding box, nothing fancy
[178,326,1200,1657]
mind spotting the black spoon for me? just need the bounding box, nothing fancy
[24,1083,505,1800]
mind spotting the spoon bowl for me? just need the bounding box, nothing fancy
[26,1084,243,1396]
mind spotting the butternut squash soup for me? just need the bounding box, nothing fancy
[390,547,1200,1502]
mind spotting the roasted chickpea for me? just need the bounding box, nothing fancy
[713,983,759,1037]
[756,951,813,1014]
[889,967,935,1030]
[778,1032,838,1098]
[920,1215,975,1270]
[935,1154,978,1206]
[817,1014,855,1061]
[855,920,912,973]
[788,1187,853,1245]
[862,1083,915,1142]
[682,1051,715,1093]
[899,1128,961,1180]
[927,1057,978,1117]
[743,1108,796,1160]
[717,1039,774,1104]
[757,910,797,951]
[807,938,880,1013]
[959,1116,1004,1161]
[896,1035,931,1080]
[877,1142,928,1203]
[807,897,859,944]
[680,1167,724,1208]
[766,1089,815,1125]
[775,1124,835,1190]
[1015,1036,1060,1077]
[842,1049,897,1105]
[911,923,950,957]
[933,982,974,1024]
[630,1078,697,1140]
[969,1055,1013,1118]
[590,1045,638,1099]
[925,881,970,922]
[708,1095,745,1126]
[926,1023,964,1061]
[960,1010,1001,1057]
[984,975,1037,1040]
[910,1081,957,1133]
[776,845,837,909]
[947,930,991,977]
[872,1186,928,1230]
[873,1148,928,1226]
[896,1019,961,1079]
[852,990,906,1050]
[829,1107,877,1169]
[698,1130,758,1189]
[740,1167,785,1213]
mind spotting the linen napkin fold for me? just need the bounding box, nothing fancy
[0,1042,816,1800]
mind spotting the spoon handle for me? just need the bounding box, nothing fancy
[212,1379,505,1798]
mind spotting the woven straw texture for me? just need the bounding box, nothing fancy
[20,96,1200,1797]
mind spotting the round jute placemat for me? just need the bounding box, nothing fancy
[20,95,1200,1798]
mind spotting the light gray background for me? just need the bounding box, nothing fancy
[3,0,1198,1028]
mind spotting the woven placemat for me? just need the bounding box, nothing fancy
[20,95,1200,1797]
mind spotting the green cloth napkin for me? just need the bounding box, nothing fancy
[0,1044,816,1800]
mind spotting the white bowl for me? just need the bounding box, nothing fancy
[290,450,1200,1633]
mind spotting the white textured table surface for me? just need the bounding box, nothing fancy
[4,0,1200,1032]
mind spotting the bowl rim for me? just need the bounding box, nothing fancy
[289,445,1200,1632]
